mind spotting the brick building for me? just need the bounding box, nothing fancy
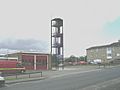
[86,40,120,64]
[8,52,51,70]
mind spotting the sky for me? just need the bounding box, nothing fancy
[0,0,120,57]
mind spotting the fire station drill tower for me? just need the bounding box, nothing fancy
[51,18,64,69]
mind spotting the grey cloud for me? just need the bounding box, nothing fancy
[0,39,48,52]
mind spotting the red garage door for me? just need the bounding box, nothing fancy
[36,56,47,70]
[22,55,34,70]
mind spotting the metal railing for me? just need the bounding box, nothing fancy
[15,72,42,79]
[2,71,42,79]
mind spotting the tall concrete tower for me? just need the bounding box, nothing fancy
[51,18,64,69]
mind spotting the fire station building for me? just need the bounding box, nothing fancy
[8,52,51,70]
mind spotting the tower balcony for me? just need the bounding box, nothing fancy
[52,33,63,37]
[52,43,63,48]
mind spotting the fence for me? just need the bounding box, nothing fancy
[2,71,42,79]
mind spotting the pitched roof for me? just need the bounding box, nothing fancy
[86,41,120,50]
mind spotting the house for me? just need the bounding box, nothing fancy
[86,40,120,64]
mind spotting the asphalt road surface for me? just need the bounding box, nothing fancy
[1,66,120,90]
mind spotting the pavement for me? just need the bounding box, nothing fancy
[4,65,120,85]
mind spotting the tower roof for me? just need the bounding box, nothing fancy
[52,18,63,21]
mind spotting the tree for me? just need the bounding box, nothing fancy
[65,55,78,62]
[65,55,87,63]
[79,56,87,62]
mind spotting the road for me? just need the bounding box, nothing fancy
[1,66,120,90]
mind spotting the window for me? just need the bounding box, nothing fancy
[106,47,112,59]
[107,47,112,51]
[16,63,23,68]
[107,53,112,59]
[107,47,112,54]
[96,48,98,52]
[107,54,112,56]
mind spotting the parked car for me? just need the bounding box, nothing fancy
[0,72,5,87]
[79,61,87,65]
[89,61,98,64]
